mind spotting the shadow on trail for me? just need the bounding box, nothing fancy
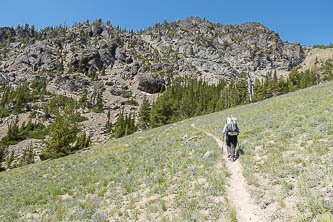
[234,144,245,161]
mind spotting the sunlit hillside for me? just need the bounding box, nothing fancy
[0,81,332,221]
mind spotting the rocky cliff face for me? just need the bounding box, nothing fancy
[0,17,306,160]
[143,18,305,80]
[0,17,305,93]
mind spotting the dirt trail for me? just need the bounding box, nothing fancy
[192,124,264,222]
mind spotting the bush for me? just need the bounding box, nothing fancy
[125,98,139,106]
[122,90,132,98]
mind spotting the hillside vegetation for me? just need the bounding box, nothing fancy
[196,82,333,221]
[0,17,307,164]
[1,17,333,170]
[1,81,332,221]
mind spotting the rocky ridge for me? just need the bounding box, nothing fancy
[0,17,313,164]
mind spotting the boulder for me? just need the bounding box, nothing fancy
[99,43,117,67]
[71,49,103,73]
[55,74,91,92]
[137,74,165,94]
[115,48,126,62]
[203,150,215,160]
[0,72,9,86]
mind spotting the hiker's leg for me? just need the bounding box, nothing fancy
[230,136,237,160]
[230,142,235,159]
[234,137,238,158]
[226,136,232,158]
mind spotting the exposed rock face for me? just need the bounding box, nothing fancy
[137,74,165,94]
[0,17,306,92]
[55,74,91,92]
[0,17,309,152]
[0,72,9,86]
[144,18,305,79]
[71,49,104,73]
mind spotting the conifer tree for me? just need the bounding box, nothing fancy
[139,98,151,129]
[150,96,174,128]
[42,102,80,159]
[0,144,8,169]
[113,111,125,138]
[78,56,83,73]
[6,151,14,169]
[79,88,88,109]
[105,109,113,134]
[96,91,104,111]
[74,132,91,151]
[18,143,34,167]
[7,116,20,142]
[113,111,137,138]
[288,68,301,90]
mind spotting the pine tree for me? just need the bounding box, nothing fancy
[0,144,8,170]
[7,116,20,142]
[150,96,173,128]
[42,102,80,159]
[105,109,113,134]
[18,143,34,167]
[253,79,263,102]
[288,68,301,90]
[277,76,288,94]
[79,88,88,109]
[113,111,137,138]
[113,111,125,138]
[6,151,14,169]
[96,91,104,111]
[138,98,151,129]
[74,132,90,151]
[78,56,83,73]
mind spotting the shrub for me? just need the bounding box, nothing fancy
[122,90,132,98]
[125,98,139,106]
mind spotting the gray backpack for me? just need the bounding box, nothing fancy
[227,118,239,136]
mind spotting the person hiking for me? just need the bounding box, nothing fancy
[223,116,239,161]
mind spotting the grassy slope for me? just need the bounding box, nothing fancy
[196,82,333,221]
[0,118,229,221]
[1,81,333,221]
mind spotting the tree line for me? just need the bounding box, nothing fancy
[114,61,333,138]
[1,59,332,169]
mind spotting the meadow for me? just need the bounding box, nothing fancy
[196,82,333,221]
[0,81,333,221]
[0,117,229,221]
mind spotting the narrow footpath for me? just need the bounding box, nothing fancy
[192,124,264,222]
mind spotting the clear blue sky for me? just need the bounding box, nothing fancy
[0,0,332,46]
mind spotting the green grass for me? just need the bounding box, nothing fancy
[195,81,333,221]
[1,81,333,221]
[0,117,228,221]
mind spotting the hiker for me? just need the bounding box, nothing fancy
[223,116,239,161]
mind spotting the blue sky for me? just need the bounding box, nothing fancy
[0,0,332,46]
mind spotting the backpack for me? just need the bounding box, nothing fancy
[227,118,239,136]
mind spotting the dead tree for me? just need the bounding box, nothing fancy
[238,72,254,103]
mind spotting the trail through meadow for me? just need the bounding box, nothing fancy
[192,124,264,222]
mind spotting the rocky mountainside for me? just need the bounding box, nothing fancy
[0,17,305,91]
[0,17,312,165]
